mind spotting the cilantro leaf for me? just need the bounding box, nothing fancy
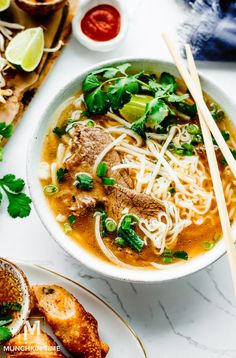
[0,122,14,139]
[108,76,140,110]
[0,175,31,218]
[0,326,12,342]
[167,93,189,102]
[173,251,188,260]
[160,72,178,93]
[56,168,68,183]
[6,192,32,218]
[82,74,101,91]
[53,126,67,138]
[175,102,197,117]
[0,174,25,193]
[147,98,169,127]
[85,90,110,115]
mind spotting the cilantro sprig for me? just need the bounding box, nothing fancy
[82,63,143,115]
[0,174,32,218]
[0,123,14,162]
[82,65,190,138]
[0,122,32,218]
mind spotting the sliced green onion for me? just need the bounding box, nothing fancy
[105,218,117,233]
[186,124,200,135]
[86,120,95,127]
[201,241,215,251]
[162,256,173,264]
[75,173,93,191]
[101,210,107,237]
[102,177,115,186]
[120,214,139,230]
[43,184,58,196]
[115,237,127,247]
[174,147,184,156]
[191,134,202,145]
[96,162,107,178]
[64,223,72,234]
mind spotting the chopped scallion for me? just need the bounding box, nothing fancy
[43,184,58,196]
[96,162,107,178]
[105,218,117,233]
[102,177,115,186]
[75,174,93,191]
[115,237,127,247]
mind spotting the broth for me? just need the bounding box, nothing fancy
[40,69,236,269]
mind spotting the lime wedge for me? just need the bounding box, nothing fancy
[6,27,44,72]
[0,0,10,11]
[120,94,154,122]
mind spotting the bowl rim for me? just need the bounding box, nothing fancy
[27,56,235,283]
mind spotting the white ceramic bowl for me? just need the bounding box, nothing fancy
[27,58,236,283]
[72,0,128,52]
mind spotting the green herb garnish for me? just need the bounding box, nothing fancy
[0,122,14,139]
[105,218,117,233]
[96,162,107,178]
[161,249,188,263]
[56,168,68,183]
[101,210,107,238]
[169,187,176,195]
[53,126,67,138]
[117,214,144,252]
[75,174,93,191]
[102,177,115,186]
[0,326,12,343]
[115,237,127,247]
[173,251,188,260]
[68,214,76,226]
[43,184,58,196]
[0,175,32,218]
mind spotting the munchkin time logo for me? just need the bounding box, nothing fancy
[3,318,62,355]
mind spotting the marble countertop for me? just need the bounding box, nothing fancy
[1,0,236,357]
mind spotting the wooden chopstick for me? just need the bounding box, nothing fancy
[162,33,236,180]
[184,45,236,296]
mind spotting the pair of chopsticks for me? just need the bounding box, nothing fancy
[163,34,236,297]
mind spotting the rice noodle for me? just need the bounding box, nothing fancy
[146,126,177,194]
[51,163,58,186]
[106,112,132,127]
[106,127,142,146]
[56,143,65,167]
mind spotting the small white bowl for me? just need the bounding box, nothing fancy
[27,58,236,283]
[72,0,128,52]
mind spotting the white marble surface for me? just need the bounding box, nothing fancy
[1,0,236,357]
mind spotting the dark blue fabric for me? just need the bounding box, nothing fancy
[179,0,236,61]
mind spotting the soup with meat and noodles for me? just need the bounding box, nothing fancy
[39,64,236,269]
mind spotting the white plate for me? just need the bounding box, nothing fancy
[0,262,146,358]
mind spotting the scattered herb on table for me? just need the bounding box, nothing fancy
[0,123,31,218]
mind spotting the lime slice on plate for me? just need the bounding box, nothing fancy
[0,0,10,11]
[6,27,44,72]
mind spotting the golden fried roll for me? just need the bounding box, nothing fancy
[5,330,66,357]
[32,285,109,358]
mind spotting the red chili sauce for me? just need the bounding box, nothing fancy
[81,4,121,42]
